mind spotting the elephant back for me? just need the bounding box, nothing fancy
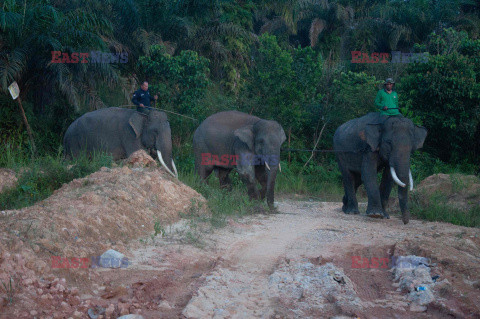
[333,112,388,153]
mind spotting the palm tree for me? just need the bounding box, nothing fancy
[0,0,120,112]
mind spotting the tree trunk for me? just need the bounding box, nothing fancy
[17,97,36,157]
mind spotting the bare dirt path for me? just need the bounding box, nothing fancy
[96,200,480,319]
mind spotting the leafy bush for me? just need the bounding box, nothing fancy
[138,45,211,118]
[240,34,323,146]
[411,192,480,227]
[402,29,480,164]
[0,151,112,210]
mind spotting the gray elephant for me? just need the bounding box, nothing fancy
[333,112,427,224]
[63,107,178,177]
[193,111,286,209]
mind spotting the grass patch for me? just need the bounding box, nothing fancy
[276,159,344,201]
[411,191,480,227]
[1,276,19,305]
[0,150,112,210]
[179,168,266,228]
[175,158,344,235]
[410,152,478,182]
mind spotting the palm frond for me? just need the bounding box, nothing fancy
[0,48,26,91]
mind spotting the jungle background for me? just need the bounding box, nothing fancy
[1,0,479,226]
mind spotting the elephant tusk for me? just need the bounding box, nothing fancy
[265,161,271,171]
[409,169,414,191]
[157,150,176,178]
[279,162,281,172]
[172,159,178,178]
[390,166,406,188]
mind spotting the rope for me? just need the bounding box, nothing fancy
[116,104,198,121]
[116,105,356,153]
[281,148,359,153]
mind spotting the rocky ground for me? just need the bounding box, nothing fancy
[0,155,479,318]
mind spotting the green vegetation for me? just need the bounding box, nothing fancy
[1,276,18,305]
[0,150,112,210]
[1,0,479,227]
[411,192,480,227]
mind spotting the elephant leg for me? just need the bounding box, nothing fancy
[398,186,410,224]
[362,154,385,218]
[255,165,268,200]
[340,168,359,214]
[239,172,260,201]
[217,167,233,190]
[354,172,362,193]
[198,163,214,183]
[379,167,393,218]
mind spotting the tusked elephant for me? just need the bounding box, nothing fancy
[193,111,286,209]
[333,112,427,224]
[63,107,178,178]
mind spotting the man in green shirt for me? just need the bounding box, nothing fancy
[375,78,401,116]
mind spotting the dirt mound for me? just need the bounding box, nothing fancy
[413,173,480,211]
[0,151,206,317]
[0,168,17,193]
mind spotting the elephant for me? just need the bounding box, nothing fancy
[193,111,286,209]
[333,112,427,224]
[63,107,178,177]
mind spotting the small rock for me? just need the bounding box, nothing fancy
[410,304,427,312]
[99,249,126,268]
[88,306,106,319]
[118,302,130,315]
[116,315,145,319]
[106,304,115,317]
[24,278,33,285]
[30,310,38,316]
[159,300,171,309]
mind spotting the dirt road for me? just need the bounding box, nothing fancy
[93,200,480,319]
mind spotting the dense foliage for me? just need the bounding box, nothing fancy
[1,0,479,169]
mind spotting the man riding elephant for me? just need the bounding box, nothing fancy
[132,81,158,114]
[375,78,400,116]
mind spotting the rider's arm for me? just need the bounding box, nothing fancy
[131,90,140,106]
[374,90,384,110]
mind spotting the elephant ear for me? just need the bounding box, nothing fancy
[413,125,427,150]
[361,124,381,152]
[234,125,254,151]
[279,127,287,144]
[129,112,146,139]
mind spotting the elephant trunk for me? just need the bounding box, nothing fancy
[156,129,178,178]
[266,164,279,209]
[391,156,411,224]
